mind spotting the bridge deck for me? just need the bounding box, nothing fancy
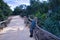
[0,16,35,40]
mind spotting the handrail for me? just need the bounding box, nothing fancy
[28,17,60,40]
[0,20,7,24]
[0,17,12,24]
[36,25,60,40]
[0,18,12,28]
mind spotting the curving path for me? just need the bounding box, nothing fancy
[0,15,35,40]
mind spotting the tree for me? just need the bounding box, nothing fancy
[13,4,27,17]
[26,0,60,37]
[13,7,22,15]
[0,0,12,21]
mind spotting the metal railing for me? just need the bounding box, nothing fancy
[33,25,60,40]
[28,18,60,40]
[0,18,11,29]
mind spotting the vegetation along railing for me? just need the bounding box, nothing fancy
[0,18,11,29]
[28,18,60,40]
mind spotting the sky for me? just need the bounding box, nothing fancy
[3,0,47,11]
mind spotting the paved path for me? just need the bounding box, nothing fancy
[0,16,35,40]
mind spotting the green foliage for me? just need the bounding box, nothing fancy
[13,7,22,15]
[13,0,60,37]
[28,0,60,37]
[0,0,12,21]
[12,5,27,17]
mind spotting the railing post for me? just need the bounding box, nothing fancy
[28,17,60,40]
[0,18,11,30]
[0,23,3,29]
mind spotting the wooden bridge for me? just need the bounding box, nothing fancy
[0,15,60,40]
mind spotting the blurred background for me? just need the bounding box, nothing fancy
[0,0,60,38]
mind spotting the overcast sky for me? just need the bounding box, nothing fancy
[3,0,47,11]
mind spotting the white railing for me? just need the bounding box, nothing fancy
[28,18,60,40]
[35,25,60,40]
[0,20,7,24]
[0,18,12,29]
